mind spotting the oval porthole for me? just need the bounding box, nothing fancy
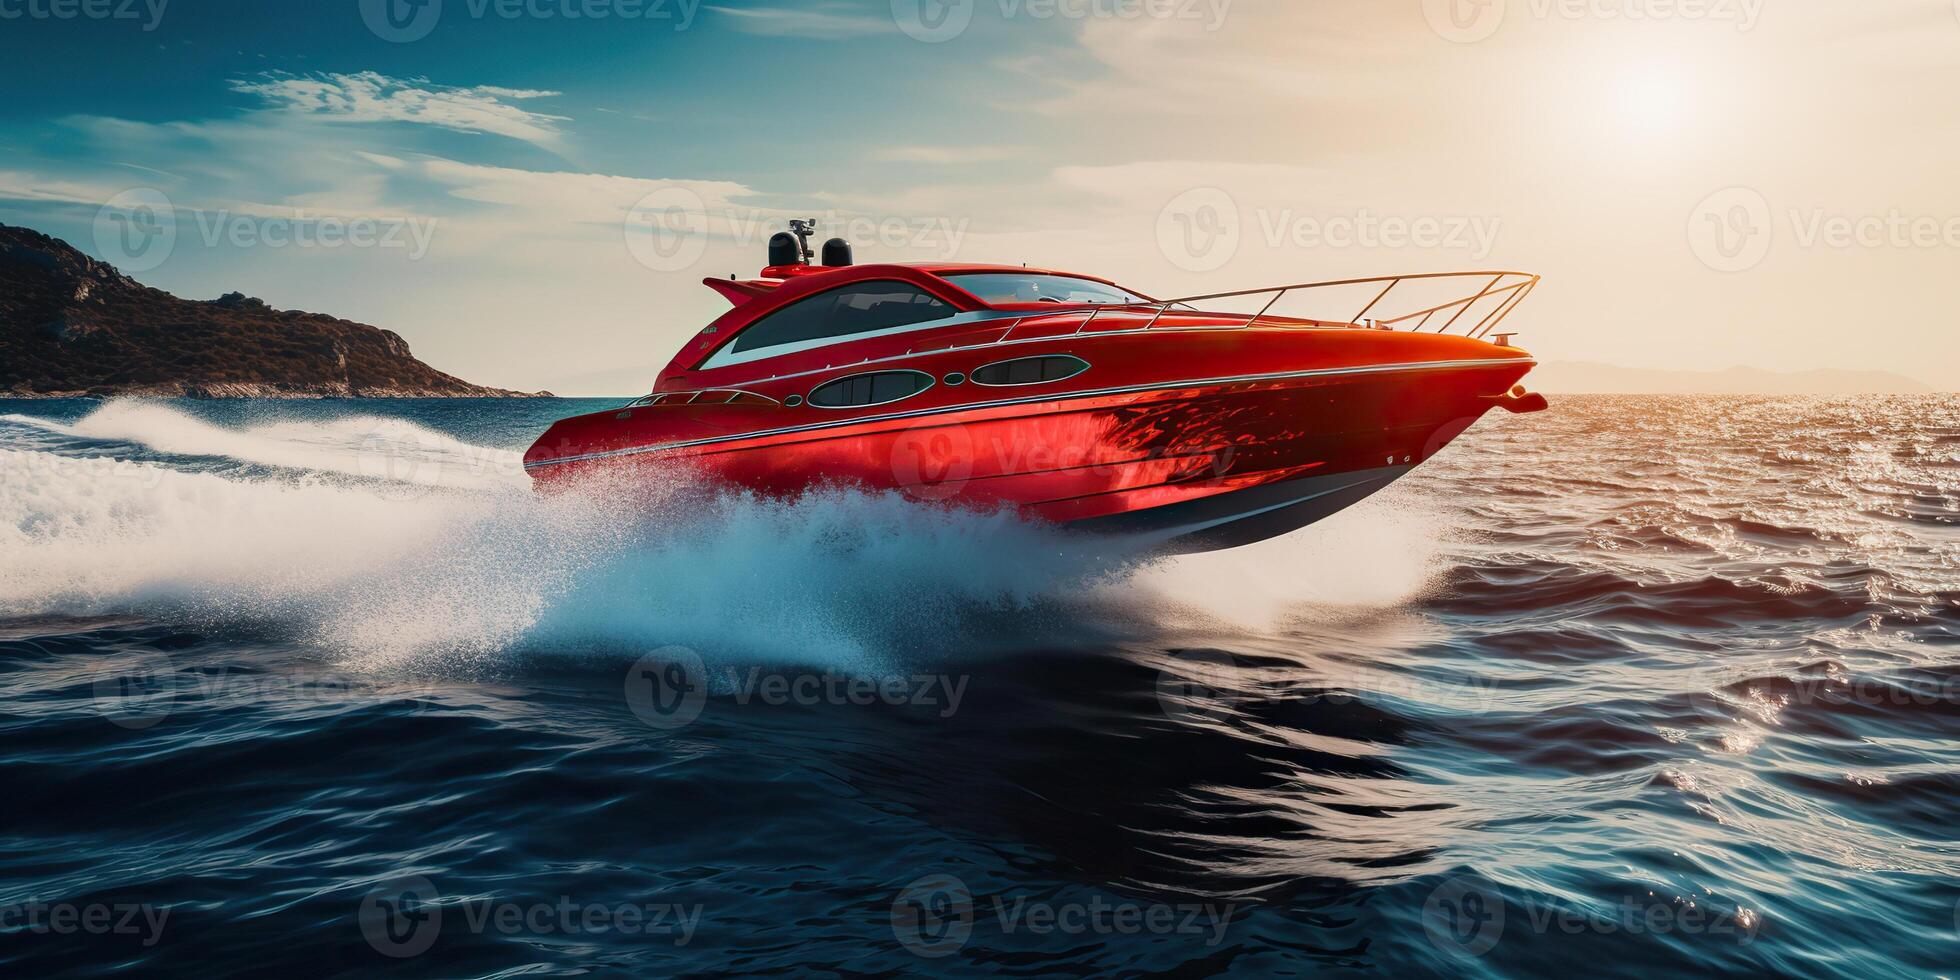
[784,394,804,407]
[807,370,935,410]
[971,354,1090,387]
[943,371,966,386]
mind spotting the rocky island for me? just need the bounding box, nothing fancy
[0,224,546,398]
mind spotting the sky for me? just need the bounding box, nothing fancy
[1,0,1956,394]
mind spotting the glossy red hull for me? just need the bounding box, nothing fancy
[526,309,1538,552]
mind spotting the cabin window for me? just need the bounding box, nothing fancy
[807,370,935,409]
[723,282,955,360]
[970,355,1091,387]
[943,274,1149,306]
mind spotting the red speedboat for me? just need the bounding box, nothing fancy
[526,221,1547,553]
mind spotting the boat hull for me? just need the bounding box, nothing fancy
[527,357,1529,554]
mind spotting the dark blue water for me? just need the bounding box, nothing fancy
[1,395,1955,977]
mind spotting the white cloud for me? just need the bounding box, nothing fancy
[230,71,569,149]
[417,159,760,225]
[0,170,136,206]
[707,3,893,39]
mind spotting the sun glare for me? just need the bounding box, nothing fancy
[1614,65,1688,136]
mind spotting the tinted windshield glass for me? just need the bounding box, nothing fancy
[943,274,1148,306]
[731,282,954,355]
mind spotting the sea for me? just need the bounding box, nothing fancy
[0,394,1954,977]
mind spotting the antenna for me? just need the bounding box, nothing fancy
[787,218,818,264]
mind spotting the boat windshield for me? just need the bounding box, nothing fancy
[943,273,1149,306]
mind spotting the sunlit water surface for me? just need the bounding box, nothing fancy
[0,395,1955,977]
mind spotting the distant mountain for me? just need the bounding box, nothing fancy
[1532,361,1937,395]
[0,224,545,398]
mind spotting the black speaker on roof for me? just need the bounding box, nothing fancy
[768,232,801,267]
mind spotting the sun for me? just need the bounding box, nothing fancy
[1613,65,1689,136]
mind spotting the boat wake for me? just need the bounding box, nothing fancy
[0,401,1451,675]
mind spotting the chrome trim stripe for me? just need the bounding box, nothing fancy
[525,357,1534,470]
